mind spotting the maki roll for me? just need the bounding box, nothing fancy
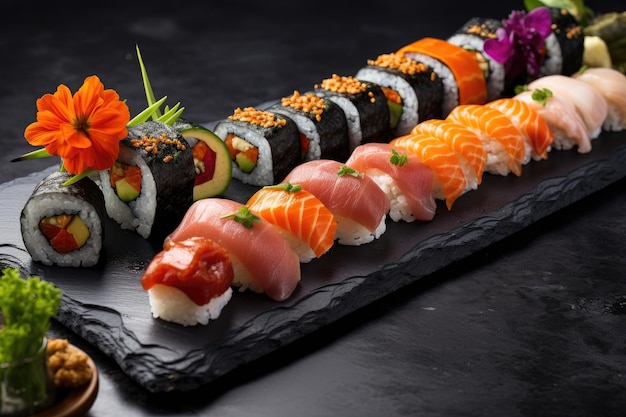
[447,17,506,101]
[540,7,584,77]
[270,90,350,162]
[355,52,444,137]
[314,74,391,151]
[213,106,301,187]
[99,120,196,241]
[20,171,106,267]
[173,119,232,200]
[397,37,488,116]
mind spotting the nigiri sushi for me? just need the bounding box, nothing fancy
[572,67,626,132]
[247,183,337,263]
[165,198,301,301]
[486,98,554,161]
[514,88,591,153]
[345,142,437,223]
[141,237,234,327]
[390,132,467,210]
[284,159,390,246]
[410,119,486,188]
[527,75,608,139]
[446,104,526,177]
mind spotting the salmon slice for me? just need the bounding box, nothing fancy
[411,118,486,187]
[247,184,337,262]
[165,198,301,301]
[345,142,437,222]
[446,104,525,177]
[284,159,390,246]
[486,98,554,161]
[390,132,466,210]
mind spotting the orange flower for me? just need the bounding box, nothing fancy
[24,75,130,175]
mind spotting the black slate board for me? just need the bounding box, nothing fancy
[1,130,626,393]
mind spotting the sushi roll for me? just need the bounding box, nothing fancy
[270,90,350,162]
[165,198,301,301]
[173,118,232,200]
[284,159,390,246]
[447,17,506,101]
[397,37,488,116]
[540,7,585,78]
[99,120,196,241]
[345,143,437,223]
[141,236,234,327]
[20,171,106,268]
[213,107,301,187]
[247,182,337,263]
[355,52,444,136]
[314,74,391,151]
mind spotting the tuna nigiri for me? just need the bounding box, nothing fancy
[446,104,526,177]
[141,236,234,326]
[165,198,301,301]
[390,132,467,210]
[345,142,437,222]
[572,67,626,132]
[284,159,390,246]
[514,88,591,153]
[486,97,554,162]
[410,118,486,188]
[528,75,608,139]
[247,183,337,263]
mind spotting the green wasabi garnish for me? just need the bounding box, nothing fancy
[390,149,408,166]
[221,206,261,229]
[337,165,362,178]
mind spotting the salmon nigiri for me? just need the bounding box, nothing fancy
[284,159,390,246]
[411,119,486,188]
[247,183,337,263]
[345,142,437,222]
[446,104,526,177]
[390,132,467,210]
[486,98,554,161]
[165,198,301,301]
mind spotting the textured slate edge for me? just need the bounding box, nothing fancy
[44,142,626,393]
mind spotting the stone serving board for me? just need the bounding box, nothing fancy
[1,130,625,393]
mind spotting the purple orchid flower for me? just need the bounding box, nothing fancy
[484,6,553,81]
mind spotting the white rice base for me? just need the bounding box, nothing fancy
[98,148,157,239]
[21,194,103,267]
[355,67,418,136]
[271,108,322,161]
[275,228,316,263]
[540,33,563,76]
[603,105,625,132]
[482,137,513,176]
[335,214,386,246]
[230,255,264,294]
[447,33,506,102]
[214,120,274,186]
[367,170,415,223]
[403,52,459,117]
[148,284,232,327]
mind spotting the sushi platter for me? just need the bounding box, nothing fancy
[3,0,626,396]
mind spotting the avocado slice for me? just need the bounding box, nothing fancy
[235,152,257,173]
[387,101,403,129]
[115,177,140,202]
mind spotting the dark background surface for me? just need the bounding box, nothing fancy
[1,1,625,416]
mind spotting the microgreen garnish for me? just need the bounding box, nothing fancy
[265,182,302,193]
[337,165,362,178]
[531,87,553,106]
[220,206,261,229]
[390,149,408,166]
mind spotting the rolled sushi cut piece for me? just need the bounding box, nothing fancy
[173,118,232,200]
[20,171,106,267]
[270,90,350,162]
[447,17,506,101]
[165,198,301,301]
[355,52,444,136]
[141,236,234,327]
[314,74,391,151]
[213,107,301,187]
[284,159,390,246]
[397,37,488,117]
[99,120,196,241]
[247,182,337,263]
[345,142,437,223]
[540,7,585,78]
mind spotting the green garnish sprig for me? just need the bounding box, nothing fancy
[390,149,408,166]
[221,206,261,229]
[531,88,554,106]
[0,268,62,363]
[337,165,362,178]
[264,182,302,193]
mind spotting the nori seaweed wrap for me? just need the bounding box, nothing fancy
[541,7,584,77]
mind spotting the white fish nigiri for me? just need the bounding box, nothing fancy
[572,67,626,132]
[527,75,608,140]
